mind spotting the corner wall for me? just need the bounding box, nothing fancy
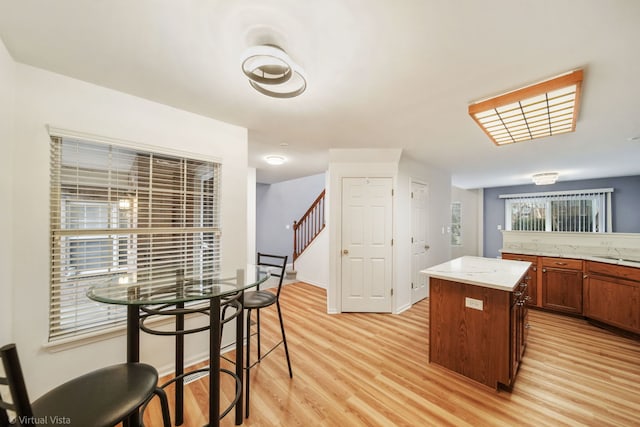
[0,37,15,344]
[256,172,326,261]
[451,186,482,258]
[11,63,248,398]
[396,156,452,310]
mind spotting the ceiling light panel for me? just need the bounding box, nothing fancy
[469,70,583,146]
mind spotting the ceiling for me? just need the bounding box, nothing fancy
[1,0,639,189]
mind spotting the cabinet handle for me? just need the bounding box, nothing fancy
[542,268,546,273]
[554,262,568,266]
[583,274,588,279]
[525,323,531,329]
[532,267,537,271]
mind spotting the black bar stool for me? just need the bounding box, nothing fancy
[0,343,171,427]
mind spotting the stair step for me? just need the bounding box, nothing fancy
[285,270,297,280]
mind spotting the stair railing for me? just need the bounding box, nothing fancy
[293,189,325,269]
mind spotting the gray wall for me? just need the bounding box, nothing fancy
[483,175,640,258]
[256,173,326,261]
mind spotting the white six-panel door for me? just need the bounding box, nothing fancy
[411,180,429,303]
[341,177,393,312]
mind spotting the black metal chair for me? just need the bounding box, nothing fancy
[244,253,293,417]
[0,343,171,427]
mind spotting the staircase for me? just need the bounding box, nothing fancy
[292,189,326,270]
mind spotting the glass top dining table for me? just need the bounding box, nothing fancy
[86,266,270,427]
[87,266,269,306]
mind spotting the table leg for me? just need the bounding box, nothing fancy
[210,297,221,427]
[126,305,141,427]
[176,302,185,425]
[235,291,244,425]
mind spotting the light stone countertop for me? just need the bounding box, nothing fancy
[499,249,640,268]
[420,256,531,292]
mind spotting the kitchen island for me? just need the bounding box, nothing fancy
[421,256,531,389]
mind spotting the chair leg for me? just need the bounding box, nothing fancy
[245,308,252,419]
[154,387,172,427]
[276,301,293,378]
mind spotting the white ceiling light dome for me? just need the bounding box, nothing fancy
[265,155,286,165]
[241,44,307,98]
[532,172,559,185]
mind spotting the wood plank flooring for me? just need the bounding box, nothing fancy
[143,282,640,426]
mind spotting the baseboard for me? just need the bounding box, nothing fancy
[394,302,412,314]
[293,276,327,289]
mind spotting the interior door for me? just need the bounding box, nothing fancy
[341,177,393,312]
[411,181,429,303]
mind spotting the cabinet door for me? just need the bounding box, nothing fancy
[520,303,528,357]
[542,267,583,314]
[510,301,519,381]
[584,274,640,333]
[527,267,538,306]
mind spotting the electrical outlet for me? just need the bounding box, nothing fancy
[465,297,483,311]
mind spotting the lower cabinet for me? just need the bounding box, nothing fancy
[584,262,640,334]
[430,276,527,389]
[541,257,583,314]
[502,253,640,336]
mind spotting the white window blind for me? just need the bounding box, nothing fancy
[500,188,613,233]
[49,135,221,341]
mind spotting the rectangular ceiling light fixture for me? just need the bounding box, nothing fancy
[468,69,583,146]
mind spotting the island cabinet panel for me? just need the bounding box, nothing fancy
[502,253,539,306]
[584,262,640,334]
[541,257,583,314]
[429,278,512,388]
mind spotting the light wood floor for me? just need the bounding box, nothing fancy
[143,282,640,426]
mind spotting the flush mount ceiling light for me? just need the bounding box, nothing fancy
[241,44,307,98]
[265,155,286,165]
[469,69,583,146]
[532,172,559,185]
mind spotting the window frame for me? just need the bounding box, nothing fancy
[48,128,222,343]
[500,188,613,233]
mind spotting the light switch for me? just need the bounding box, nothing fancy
[465,297,483,311]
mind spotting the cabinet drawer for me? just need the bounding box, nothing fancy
[587,261,640,282]
[542,257,583,270]
[502,253,537,263]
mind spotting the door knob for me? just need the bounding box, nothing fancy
[424,245,430,250]
[343,249,349,255]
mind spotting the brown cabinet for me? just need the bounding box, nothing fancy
[510,280,529,379]
[502,252,640,336]
[584,261,640,334]
[541,257,583,314]
[430,274,528,389]
[502,253,538,306]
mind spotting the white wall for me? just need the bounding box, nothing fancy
[247,168,257,265]
[0,37,15,344]
[294,228,329,289]
[396,156,452,311]
[451,186,482,258]
[11,63,248,398]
